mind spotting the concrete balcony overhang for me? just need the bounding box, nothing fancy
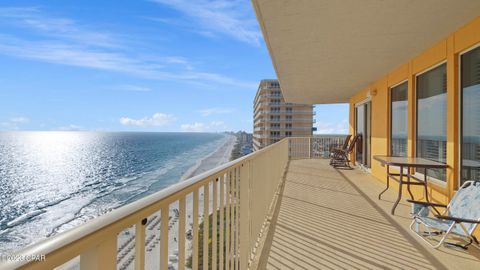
[251,0,480,104]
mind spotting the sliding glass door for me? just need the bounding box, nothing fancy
[356,102,371,168]
[461,46,480,184]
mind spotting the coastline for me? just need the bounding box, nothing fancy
[59,134,238,270]
[119,134,237,270]
[180,134,237,181]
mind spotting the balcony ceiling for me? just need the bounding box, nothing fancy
[252,0,480,104]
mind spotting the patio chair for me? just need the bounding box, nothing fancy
[408,180,480,250]
[329,135,352,160]
[330,135,360,168]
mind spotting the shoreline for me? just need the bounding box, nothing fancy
[58,134,238,270]
[180,135,236,181]
[119,134,237,270]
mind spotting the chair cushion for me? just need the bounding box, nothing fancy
[448,181,480,234]
[411,203,429,217]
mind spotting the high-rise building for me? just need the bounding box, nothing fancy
[253,79,315,151]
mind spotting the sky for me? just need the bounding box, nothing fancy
[0,0,349,133]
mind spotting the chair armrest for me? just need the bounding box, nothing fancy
[434,215,480,224]
[407,200,447,208]
[330,149,344,155]
[329,144,341,151]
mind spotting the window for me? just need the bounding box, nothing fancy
[285,131,292,137]
[270,131,280,137]
[285,123,292,129]
[461,46,480,184]
[390,82,408,157]
[270,115,280,121]
[416,64,447,181]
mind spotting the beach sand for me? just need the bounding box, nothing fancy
[58,135,237,270]
[116,135,237,270]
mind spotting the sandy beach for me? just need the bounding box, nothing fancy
[181,135,236,180]
[58,135,237,270]
[116,135,237,270]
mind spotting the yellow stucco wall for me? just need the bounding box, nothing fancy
[349,17,480,207]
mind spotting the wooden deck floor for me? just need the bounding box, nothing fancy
[257,159,480,270]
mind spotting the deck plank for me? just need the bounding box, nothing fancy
[258,159,480,270]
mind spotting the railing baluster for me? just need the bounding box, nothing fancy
[229,171,235,270]
[134,219,146,270]
[235,167,240,270]
[178,197,186,270]
[80,236,116,270]
[239,162,251,270]
[212,178,218,270]
[192,190,199,270]
[160,205,169,270]
[310,138,313,158]
[203,183,210,270]
[225,172,231,270]
[219,175,225,270]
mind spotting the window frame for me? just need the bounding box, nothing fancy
[389,80,408,157]
[458,43,480,188]
[414,61,448,185]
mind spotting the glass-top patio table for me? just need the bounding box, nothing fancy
[373,155,448,215]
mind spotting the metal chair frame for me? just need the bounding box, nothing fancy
[409,181,480,250]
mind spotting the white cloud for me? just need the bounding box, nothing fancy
[149,0,262,46]
[198,107,233,116]
[57,124,82,131]
[0,7,256,88]
[10,116,30,124]
[181,121,226,132]
[0,116,30,130]
[116,85,152,92]
[315,119,349,134]
[0,7,118,49]
[120,113,176,127]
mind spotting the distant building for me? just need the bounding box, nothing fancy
[253,80,315,151]
[229,131,253,160]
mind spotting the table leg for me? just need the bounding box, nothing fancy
[379,165,390,199]
[407,168,414,200]
[392,165,403,215]
[424,168,430,202]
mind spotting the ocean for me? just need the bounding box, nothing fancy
[0,132,228,254]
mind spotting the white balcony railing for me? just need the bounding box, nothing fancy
[289,135,349,159]
[265,126,313,131]
[256,110,315,115]
[2,136,348,270]
[255,118,316,123]
[3,140,289,270]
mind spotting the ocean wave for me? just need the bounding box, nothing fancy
[37,197,71,209]
[180,135,233,180]
[45,135,228,237]
[0,132,229,253]
[6,209,46,228]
